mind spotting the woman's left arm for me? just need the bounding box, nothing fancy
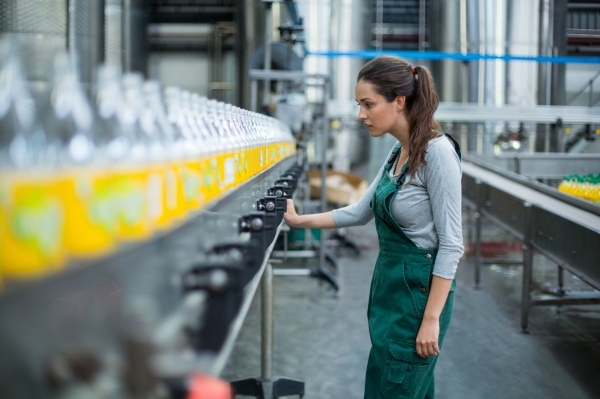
[416,276,453,357]
[415,138,464,358]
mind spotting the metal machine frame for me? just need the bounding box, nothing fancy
[462,156,600,332]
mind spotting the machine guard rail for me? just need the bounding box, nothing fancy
[461,158,600,332]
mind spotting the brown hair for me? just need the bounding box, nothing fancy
[357,56,440,181]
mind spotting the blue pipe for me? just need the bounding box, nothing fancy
[306,50,600,64]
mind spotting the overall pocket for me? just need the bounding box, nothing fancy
[403,258,432,318]
[380,341,433,399]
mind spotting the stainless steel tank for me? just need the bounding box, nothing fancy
[296,0,370,170]
[0,0,104,114]
[71,0,105,85]
[0,0,69,115]
[329,0,370,171]
[105,0,124,67]
[432,0,543,154]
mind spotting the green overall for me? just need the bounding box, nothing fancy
[364,134,461,399]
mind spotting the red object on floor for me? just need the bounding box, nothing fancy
[187,373,232,399]
[467,241,523,258]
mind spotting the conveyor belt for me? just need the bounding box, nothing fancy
[462,162,600,232]
[0,155,304,398]
[462,160,600,331]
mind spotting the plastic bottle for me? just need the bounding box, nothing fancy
[45,53,124,259]
[115,72,153,240]
[164,87,206,213]
[0,39,65,279]
[142,80,181,229]
[195,97,222,202]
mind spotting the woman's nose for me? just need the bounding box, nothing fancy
[358,109,366,121]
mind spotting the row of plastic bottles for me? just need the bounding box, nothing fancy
[0,38,296,284]
[558,174,600,203]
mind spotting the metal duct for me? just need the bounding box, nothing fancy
[329,0,370,170]
[123,0,149,74]
[0,0,68,115]
[432,0,544,154]
[0,0,104,110]
[105,0,124,67]
[0,0,147,94]
[330,0,369,107]
[104,0,148,74]
[70,0,105,85]
[434,0,542,107]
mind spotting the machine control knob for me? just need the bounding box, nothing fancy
[208,269,229,292]
[251,218,264,231]
[265,201,276,211]
[275,189,283,198]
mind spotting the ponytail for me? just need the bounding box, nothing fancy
[405,65,440,182]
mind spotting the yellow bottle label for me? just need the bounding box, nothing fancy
[237,151,246,184]
[1,173,66,277]
[201,156,220,203]
[150,162,183,231]
[58,168,117,258]
[215,151,239,193]
[265,146,270,168]
[114,168,152,241]
[181,160,204,213]
[224,153,236,189]
[0,177,6,285]
[259,148,264,172]
[253,147,260,175]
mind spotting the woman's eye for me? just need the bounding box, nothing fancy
[366,103,372,108]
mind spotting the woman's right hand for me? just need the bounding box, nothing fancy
[283,200,335,229]
[284,199,301,227]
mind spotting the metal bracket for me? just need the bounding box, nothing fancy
[182,259,244,352]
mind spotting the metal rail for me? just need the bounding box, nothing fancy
[435,103,600,123]
[327,101,600,123]
[462,160,600,332]
[567,68,600,106]
[463,154,600,217]
[466,153,600,179]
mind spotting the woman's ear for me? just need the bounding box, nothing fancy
[395,96,406,112]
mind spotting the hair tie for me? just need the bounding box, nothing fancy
[411,66,416,75]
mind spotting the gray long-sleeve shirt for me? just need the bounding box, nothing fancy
[332,135,463,279]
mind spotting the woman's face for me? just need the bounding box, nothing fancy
[355,79,404,137]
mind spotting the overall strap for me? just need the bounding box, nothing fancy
[444,133,462,161]
[386,142,402,166]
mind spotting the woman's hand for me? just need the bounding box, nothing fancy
[283,200,336,229]
[284,199,301,227]
[415,317,440,358]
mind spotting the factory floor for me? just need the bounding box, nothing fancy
[221,216,600,399]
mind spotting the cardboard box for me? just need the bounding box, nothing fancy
[307,170,368,205]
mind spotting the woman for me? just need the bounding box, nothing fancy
[283,56,463,399]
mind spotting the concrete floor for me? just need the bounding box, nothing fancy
[221,217,600,399]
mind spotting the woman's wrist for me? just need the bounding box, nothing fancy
[287,214,305,228]
[291,214,303,228]
[422,314,440,322]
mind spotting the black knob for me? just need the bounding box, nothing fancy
[251,218,264,231]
